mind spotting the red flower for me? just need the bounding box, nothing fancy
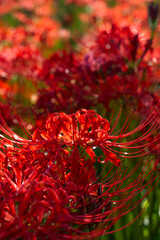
[0,108,159,239]
[33,108,160,164]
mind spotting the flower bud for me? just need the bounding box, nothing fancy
[148,2,159,30]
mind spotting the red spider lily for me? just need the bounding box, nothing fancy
[37,51,97,114]
[32,108,160,164]
[0,45,42,81]
[0,108,159,239]
[0,108,159,166]
[37,24,159,117]
[0,154,157,240]
[86,25,155,106]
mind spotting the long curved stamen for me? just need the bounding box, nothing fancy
[0,108,159,239]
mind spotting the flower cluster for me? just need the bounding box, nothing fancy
[0,109,159,239]
[0,0,160,239]
[36,24,159,117]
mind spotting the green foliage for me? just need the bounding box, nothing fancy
[0,13,22,27]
